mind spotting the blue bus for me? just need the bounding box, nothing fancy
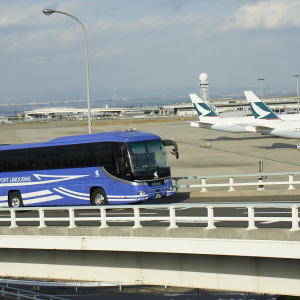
[0,130,179,207]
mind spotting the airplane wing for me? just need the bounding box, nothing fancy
[190,120,215,126]
[252,124,276,130]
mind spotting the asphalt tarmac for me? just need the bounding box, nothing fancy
[2,117,300,197]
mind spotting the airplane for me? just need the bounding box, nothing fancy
[189,93,300,138]
[244,91,300,139]
[189,94,257,133]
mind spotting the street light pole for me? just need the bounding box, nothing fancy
[293,74,300,114]
[257,77,265,100]
[42,9,92,134]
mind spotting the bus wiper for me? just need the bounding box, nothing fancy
[159,167,170,173]
[138,166,169,177]
[138,167,156,177]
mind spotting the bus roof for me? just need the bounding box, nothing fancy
[0,131,161,151]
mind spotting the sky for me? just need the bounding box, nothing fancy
[1,0,300,102]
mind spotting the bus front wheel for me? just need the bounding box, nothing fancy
[8,192,24,208]
[91,188,108,206]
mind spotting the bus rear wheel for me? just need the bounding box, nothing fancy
[91,188,108,206]
[8,192,23,208]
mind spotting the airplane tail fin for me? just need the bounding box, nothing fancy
[189,94,218,119]
[244,91,280,120]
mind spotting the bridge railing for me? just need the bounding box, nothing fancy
[172,171,300,192]
[0,202,299,231]
[0,283,69,300]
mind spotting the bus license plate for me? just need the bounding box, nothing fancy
[155,193,162,199]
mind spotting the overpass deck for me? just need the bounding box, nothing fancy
[1,226,300,260]
[0,203,300,295]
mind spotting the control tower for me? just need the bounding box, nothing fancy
[199,73,209,103]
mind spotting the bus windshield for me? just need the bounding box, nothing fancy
[126,139,170,178]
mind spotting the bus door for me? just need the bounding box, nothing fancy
[107,180,119,204]
[112,142,134,204]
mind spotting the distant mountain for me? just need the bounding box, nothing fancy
[3,85,294,105]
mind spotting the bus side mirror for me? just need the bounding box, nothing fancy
[162,140,179,159]
[172,148,179,159]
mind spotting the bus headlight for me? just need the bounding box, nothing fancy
[138,191,146,195]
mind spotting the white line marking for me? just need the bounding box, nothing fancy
[108,200,143,202]
[144,207,189,211]
[58,187,89,197]
[260,221,281,224]
[22,190,52,198]
[106,220,132,223]
[164,294,197,296]
[242,211,292,214]
[53,188,89,201]
[23,195,63,205]
[109,195,144,199]
[0,174,89,188]
[159,220,220,223]
[79,212,157,216]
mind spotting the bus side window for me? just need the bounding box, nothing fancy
[114,143,130,175]
[28,147,55,170]
[44,158,53,168]
[56,147,70,168]
[56,144,84,168]
[85,142,112,167]
[2,149,28,172]
[85,150,94,166]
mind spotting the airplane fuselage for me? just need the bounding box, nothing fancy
[194,116,258,133]
[256,120,300,138]
[195,115,300,135]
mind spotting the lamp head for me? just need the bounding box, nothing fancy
[43,9,55,16]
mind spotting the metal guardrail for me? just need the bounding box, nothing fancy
[0,279,134,287]
[0,202,300,231]
[0,283,69,300]
[172,171,300,192]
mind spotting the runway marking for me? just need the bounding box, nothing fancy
[211,293,244,295]
[159,220,220,223]
[235,205,297,209]
[260,200,300,204]
[103,220,132,223]
[242,211,291,214]
[144,207,190,211]
[260,221,281,224]
[79,212,157,216]
[164,293,197,296]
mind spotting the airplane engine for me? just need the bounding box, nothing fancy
[211,124,248,133]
